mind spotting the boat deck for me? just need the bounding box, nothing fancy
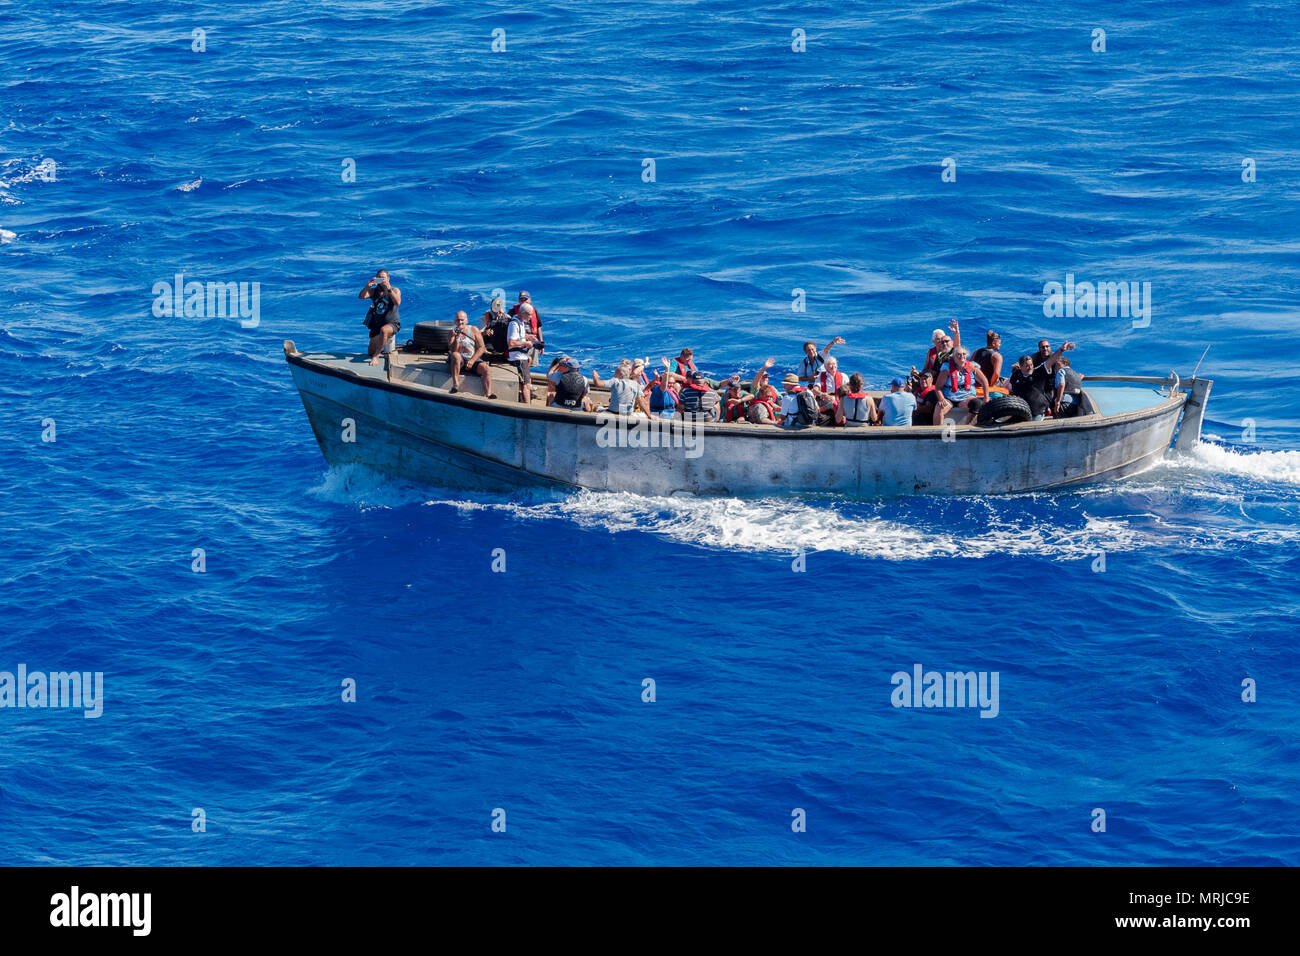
[1083,384,1171,417]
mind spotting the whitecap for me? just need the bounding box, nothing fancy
[176,178,202,192]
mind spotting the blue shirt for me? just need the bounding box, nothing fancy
[650,384,678,410]
[880,390,917,427]
[798,353,826,381]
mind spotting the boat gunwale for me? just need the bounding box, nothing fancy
[286,349,1190,440]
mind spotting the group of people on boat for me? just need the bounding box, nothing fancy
[359,271,1085,426]
[441,292,544,401]
[539,324,1081,427]
[906,319,1083,425]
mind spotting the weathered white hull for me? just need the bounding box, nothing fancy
[286,347,1207,498]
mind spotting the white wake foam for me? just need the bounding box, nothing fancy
[1175,439,1300,486]
[307,464,429,511]
[425,490,1140,561]
[310,445,1300,561]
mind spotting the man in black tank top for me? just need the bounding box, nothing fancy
[359,268,402,366]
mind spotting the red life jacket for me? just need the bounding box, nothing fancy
[947,361,973,392]
[651,375,677,392]
[510,304,541,336]
[674,357,697,376]
[724,396,748,421]
[818,370,845,393]
[748,396,780,422]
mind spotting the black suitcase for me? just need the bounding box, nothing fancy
[411,320,453,353]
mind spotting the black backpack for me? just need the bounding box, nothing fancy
[794,389,819,427]
[555,371,587,409]
[485,319,510,355]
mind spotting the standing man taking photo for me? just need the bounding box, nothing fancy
[359,268,402,366]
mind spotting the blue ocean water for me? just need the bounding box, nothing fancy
[2,0,1299,865]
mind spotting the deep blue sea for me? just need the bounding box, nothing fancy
[2,1,1299,865]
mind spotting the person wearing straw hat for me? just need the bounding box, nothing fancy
[778,372,805,426]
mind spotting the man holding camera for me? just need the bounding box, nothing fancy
[507,307,543,404]
[359,269,402,366]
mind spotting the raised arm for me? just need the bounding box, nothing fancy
[948,319,962,353]
[1045,340,1075,372]
[357,278,376,299]
[752,357,775,394]
[660,357,684,386]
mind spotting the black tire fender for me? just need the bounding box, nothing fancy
[976,394,1033,426]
